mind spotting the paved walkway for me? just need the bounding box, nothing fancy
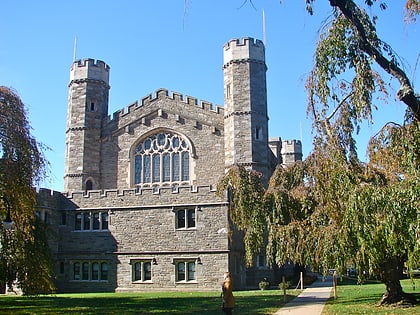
[273,276,333,315]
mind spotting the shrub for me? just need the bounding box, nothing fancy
[259,277,270,290]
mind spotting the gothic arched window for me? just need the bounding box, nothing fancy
[134,132,190,186]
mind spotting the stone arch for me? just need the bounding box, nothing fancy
[129,128,196,187]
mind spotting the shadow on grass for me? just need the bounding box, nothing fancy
[0,290,297,315]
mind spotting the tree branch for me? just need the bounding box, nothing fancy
[329,0,420,121]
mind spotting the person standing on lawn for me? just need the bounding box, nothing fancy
[221,272,234,314]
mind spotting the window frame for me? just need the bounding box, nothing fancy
[131,260,154,283]
[133,131,192,187]
[175,207,197,230]
[72,261,109,282]
[174,260,197,283]
[74,211,109,231]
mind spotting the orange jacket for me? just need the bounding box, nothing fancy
[222,278,234,308]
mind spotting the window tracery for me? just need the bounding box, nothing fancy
[134,132,191,186]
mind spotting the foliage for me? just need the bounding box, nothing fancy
[258,277,270,290]
[0,86,54,294]
[307,0,419,121]
[216,165,266,267]
[216,0,419,305]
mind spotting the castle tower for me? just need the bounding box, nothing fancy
[223,38,270,181]
[64,59,110,192]
[281,140,303,165]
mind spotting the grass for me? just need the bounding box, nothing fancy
[0,289,300,315]
[323,278,420,315]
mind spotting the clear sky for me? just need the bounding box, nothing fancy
[1,0,418,191]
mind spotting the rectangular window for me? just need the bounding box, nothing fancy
[172,153,179,181]
[176,208,196,229]
[72,261,108,281]
[92,213,100,230]
[143,262,151,281]
[132,260,153,282]
[187,262,196,281]
[177,210,186,229]
[133,262,141,281]
[226,83,231,99]
[75,213,82,230]
[175,261,197,282]
[135,155,142,184]
[144,155,151,183]
[91,262,99,280]
[101,212,109,230]
[177,262,185,281]
[255,127,262,140]
[100,262,108,280]
[187,209,195,228]
[162,154,170,182]
[73,262,81,280]
[74,212,109,231]
[152,154,160,182]
[83,213,91,230]
[82,262,89,280]
[181,152,189,181]
[257,255,267,268]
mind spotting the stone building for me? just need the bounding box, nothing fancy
[38,37,302,293]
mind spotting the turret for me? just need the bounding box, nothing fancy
[281,140,303,165]
[64,59,110,192]
[223,37,270,182]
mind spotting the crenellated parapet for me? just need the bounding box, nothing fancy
[60,185,225,210]
[105,88,224,124]
[69,58,110,84]
[223,37,265,67]
[281,139,303,164]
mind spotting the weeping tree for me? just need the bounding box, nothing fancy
[217,0,419,306]
[0,86,54,294]
[300,0,419,304]
[216,165,266,266]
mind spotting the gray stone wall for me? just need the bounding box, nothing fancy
[49,37,290,293]
[42,187,238,292]
[99,89,225,189]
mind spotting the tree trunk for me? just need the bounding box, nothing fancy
[379,257,415,305]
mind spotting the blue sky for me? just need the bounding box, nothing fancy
[1,0,418,191]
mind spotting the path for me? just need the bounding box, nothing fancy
[273,276,333,315]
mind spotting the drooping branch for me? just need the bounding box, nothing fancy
[329,0,420,121]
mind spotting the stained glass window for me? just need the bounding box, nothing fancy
[134,132,190,186]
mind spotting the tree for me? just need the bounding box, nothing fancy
[0,86,54,294]
[216,165,266,266]
[301,0,419,304]
[217,0,419,306]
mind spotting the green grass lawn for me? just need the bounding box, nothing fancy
[323,278,420,315]
[0,289,299,315]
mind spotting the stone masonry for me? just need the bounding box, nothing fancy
[38,37,302,293]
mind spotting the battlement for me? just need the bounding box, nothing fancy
[70,58,110,83]
[59,185,225,210]
[223,37,265,64]
[106,88,224,123]
[281,139,302,151]
[281,139,303,164]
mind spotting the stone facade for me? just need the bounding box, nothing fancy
[39,37,302,293]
